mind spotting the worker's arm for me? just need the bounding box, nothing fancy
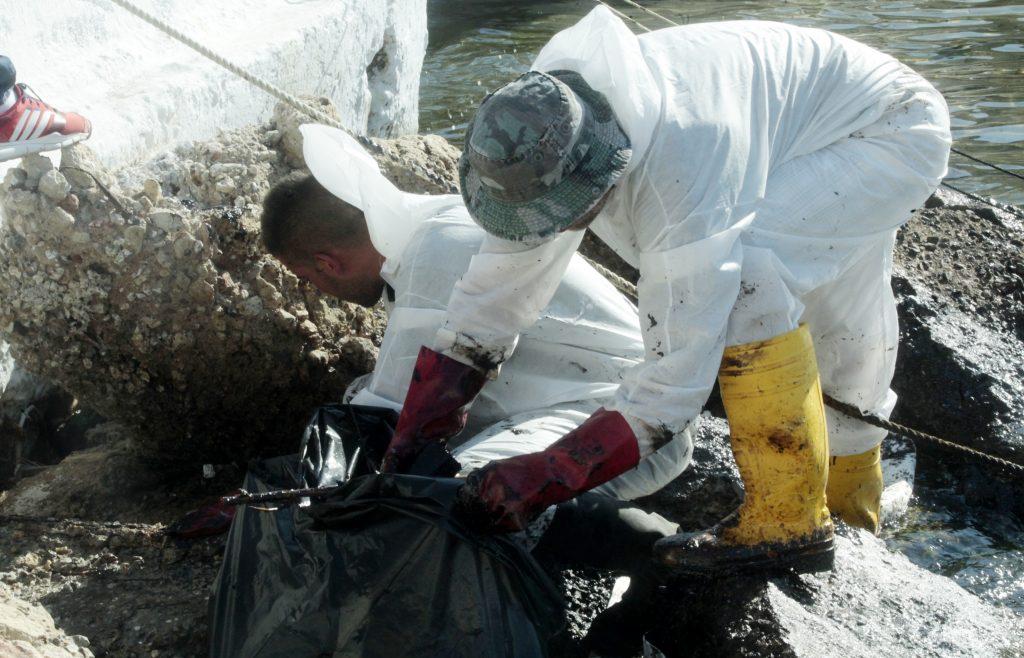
[434,228,587,371]
[457,224,745,531]
[381,228,585,473]
[607,226,744,456]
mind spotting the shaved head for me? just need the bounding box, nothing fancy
[261,172,369,261]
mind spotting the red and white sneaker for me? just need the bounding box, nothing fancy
[0,84,91,162]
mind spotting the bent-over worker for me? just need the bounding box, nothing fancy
[382,7,952,575]
[259,130,689,632]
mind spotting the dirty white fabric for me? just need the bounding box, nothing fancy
[344,205,688,494]
[304,122,686,492]
[435,7,951,457]
[349,206,642,433]
[301,124,463,260]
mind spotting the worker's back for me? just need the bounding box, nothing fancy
[349,204,644,439]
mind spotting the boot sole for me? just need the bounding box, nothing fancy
[0,131,90,162]
[663,536,835,579]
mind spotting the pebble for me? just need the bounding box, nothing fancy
[20,152,53,182]
[142,179,162,204]
[38,169,71,201]
[149,210,185,233]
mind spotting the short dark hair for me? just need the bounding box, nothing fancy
[261,173,369,260]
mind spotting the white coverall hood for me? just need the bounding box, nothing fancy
[300,124,462,260]
[532,6,661,172]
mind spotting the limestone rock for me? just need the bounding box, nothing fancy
[0,586,93,658]
[37,171,70,203]
[0,99,458,463]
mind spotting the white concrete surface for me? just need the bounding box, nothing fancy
[0,0,427,385]
[0,0,427,168]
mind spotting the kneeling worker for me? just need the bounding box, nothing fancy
[259,124,684,577]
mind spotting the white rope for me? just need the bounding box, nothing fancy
[104,0,382,153]
[595,0,653,32]
[617,0,680,27]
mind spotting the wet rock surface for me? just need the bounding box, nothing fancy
[890,187,1024,526]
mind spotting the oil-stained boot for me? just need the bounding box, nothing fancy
[827,445,883,534]
[654,325,835,576]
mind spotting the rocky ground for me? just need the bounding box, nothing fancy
[1,104,1023,656]
[0,99,464,465]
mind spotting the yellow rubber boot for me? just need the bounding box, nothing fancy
[827,446,883,534]
[654,325,835,576]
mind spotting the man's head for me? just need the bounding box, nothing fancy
[261,172,386,306]
[458,70,631,242]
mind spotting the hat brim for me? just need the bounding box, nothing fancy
[460,70,632,242]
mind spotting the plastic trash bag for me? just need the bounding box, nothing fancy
[209,404,564,658]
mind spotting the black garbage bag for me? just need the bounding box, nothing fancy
[209,404,564,658]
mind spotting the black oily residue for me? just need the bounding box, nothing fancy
[647,313,658,330]
[453,333,506,372]
[651,424,675,451]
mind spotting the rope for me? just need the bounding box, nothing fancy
[822,395,1024,478]
[594,0,652,32]
[951,147,1024,183]
[581,255,639,304]
[618,0,680,27]
[583,251,1024,477]
[941,181,1024,220]
[105,0,382,155]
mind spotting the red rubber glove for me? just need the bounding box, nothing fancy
[381,346,488,473]
[456,408,641,532]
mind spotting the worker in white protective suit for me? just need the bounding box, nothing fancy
[259,127,689,606]
[380,7,952,576]
[266,124,689,503]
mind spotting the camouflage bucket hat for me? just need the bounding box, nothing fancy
[459,70,632,242]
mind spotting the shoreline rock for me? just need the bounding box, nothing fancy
[0,102,459,464]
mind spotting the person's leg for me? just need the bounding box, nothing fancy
[0,58,92,161]
[738,67,949,534]
[534,492,677,654]
[800,239,897,533]
[534,491,678,574]
[0,56,16,111]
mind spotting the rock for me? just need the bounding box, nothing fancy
[19,154,53,185]
[122,225,147,254]
[141,179,161,205]
[58,194,80,215]
[3,168,27,191]
[188,279,216,305]
[0,99,454,464]
[0,585,94,658]
[273,101,461,194]
[643,528,1023,657]
[272,96,343,168]
[148,210,184,234]
[37,171,71,202]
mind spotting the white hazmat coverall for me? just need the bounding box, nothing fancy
[344,205,690,501]
[300,125,688,500]
[434,7,952,458]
